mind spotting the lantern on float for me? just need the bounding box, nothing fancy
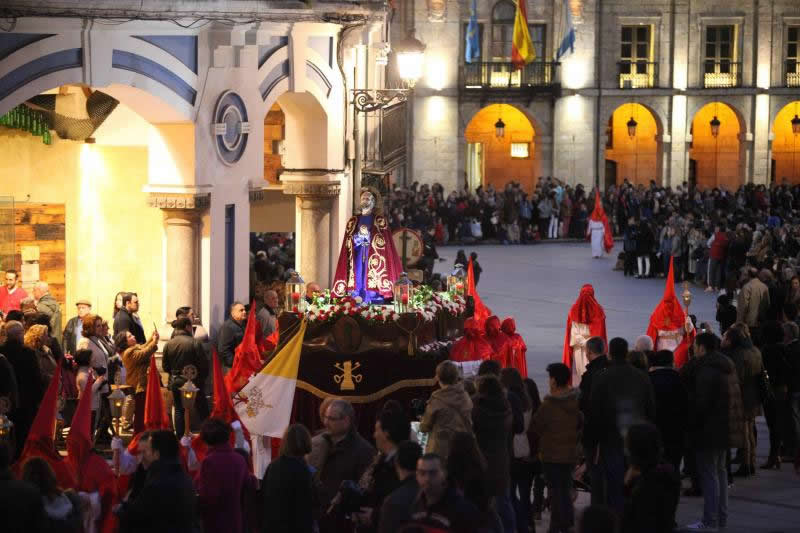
[448,264,466,298]
[393,272,415,314]
[285,271,306,313]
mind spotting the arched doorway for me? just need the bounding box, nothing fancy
[604,103,661,186]
[689,102,743,190]
[771,101,800,184]
[263,103,285,184]
[464,104,538,192]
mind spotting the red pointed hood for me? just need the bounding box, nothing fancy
[562,284,608,377]
[485,316,502,338]
[589,191,615,253]
[128,355,170,454]
[67,373,94,475]
[468,258,491,329]
[501,317,528,377]
[501,317,516,335]
[463,317,483,339]
[648,257,686,331]
[451,317,495,362]
[13,367,76,488]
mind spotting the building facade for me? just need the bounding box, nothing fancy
[0,1,391,335]
[400,0,800,193]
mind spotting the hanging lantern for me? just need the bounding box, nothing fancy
[448,264,466,298]
[792,114,800,136]
[495,117,506,139]
[709,115,721,138]
[285,270,306,313]
[393,272,415,313]
[627,116,638,138]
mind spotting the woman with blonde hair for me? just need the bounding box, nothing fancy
[24,324,56,383]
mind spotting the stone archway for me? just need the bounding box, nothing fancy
[464,103,539,192]
[689,101,744,191]
[771,101,800,184]
[604,103,662,186]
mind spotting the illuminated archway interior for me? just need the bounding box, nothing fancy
[604,103,660,186]
[771,101,800,185]
[690,102,742,190]
[263,103,285,184]
[465,104,538,192]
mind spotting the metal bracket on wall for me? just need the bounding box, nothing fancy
[352,89,409,114]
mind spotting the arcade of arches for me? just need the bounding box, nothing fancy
[604,103,661,187]
[772,101,800,185]
[465,104,539,192]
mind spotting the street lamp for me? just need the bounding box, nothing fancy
[394,30,426,88]
[627,116,638,138]
[710,116,721,138]
[792,114,800,136]
[495,117,506,139]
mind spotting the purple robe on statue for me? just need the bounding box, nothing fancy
[332,214,403,302]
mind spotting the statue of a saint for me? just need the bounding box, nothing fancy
[332,187,403,303]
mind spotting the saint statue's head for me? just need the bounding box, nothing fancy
[359,186,383,216]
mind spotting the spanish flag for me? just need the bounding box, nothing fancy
[511,0,535,70]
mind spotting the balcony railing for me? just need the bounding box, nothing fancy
[618,61,658,88]
[786,60,800,87]
[703,60,741,88]
[461,61,559,89]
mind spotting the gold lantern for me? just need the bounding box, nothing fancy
[108,387,126,436]
[285,270,306,313]
[393,272,415,314]
[448,264,466,298]
[180,380,199,409]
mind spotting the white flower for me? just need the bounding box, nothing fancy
[354,296,363,304]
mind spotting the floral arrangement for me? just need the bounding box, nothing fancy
[303,289,466,325]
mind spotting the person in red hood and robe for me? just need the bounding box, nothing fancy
[68,375,117,533]
[586,190,614,258]
[501,318,528,378]
[563,284,607,384]
[450,317,494,362]
[485,316,511,367]
[647,256,695,368]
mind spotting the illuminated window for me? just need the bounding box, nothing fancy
[704,25,739,88]
[511,142,529,158]
[619,25,654,88]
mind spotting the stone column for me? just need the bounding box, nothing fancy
[148,193,208,322]
[282,174,341,288]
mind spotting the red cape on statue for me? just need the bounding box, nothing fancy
[647,256,695,368]
[588,190,614,253]
[450,318,495,362]
[331,214,403,300]
[68,375,118,533]
[501,317,528,378]
[12,366,76,489]
[485,316,511,367]
[468,258,491,329]
[562,284,607,374]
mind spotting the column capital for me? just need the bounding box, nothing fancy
[147,193,210,211]
[280,171,342,198]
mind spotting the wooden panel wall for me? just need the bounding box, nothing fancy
[0,203,66,309]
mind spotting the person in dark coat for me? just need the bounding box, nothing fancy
[196,419,256,533]
[378,441,422,533]
[62,300,92,356]
[683,332,744,531]
[759,321,791,469]
[262,424,316,533]
[716,293,737,336]
[162,317,210,437]
[113,292,146,344]
[585,337,656,516]
[621,423,681,533]
[470,252,483,285]
[354,402,410,532]
[116,430,198,533]
[471,374,515,532]
[0,321,45,456]
[216,302,246,368]
[578,336,609,418]
[0,441,48,533]
[648,349,689,473]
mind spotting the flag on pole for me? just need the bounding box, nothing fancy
[511,0,536,70]
[465,0,480,63]
[556,0,576,60]
[225,302,265,394]
[467,258,491,329]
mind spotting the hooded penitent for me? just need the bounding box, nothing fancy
[485,316,511,367]
[589,190,614,253]
[562,284,607,383]
[67,375,118,533]
[450,317,495,362]
[13,366,76,488]
[468,258,491,329]
[501,317,528,378]
[647,256,694,368]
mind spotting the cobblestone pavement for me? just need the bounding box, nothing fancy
[435,242,800,533]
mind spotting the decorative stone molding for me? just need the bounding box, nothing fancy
[147,193,210,210]
[283,182,341,198]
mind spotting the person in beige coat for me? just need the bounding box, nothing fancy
[419,360,473,460]
[736,268,770,338]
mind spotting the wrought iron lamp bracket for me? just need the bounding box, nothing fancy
[352,89,409,114]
